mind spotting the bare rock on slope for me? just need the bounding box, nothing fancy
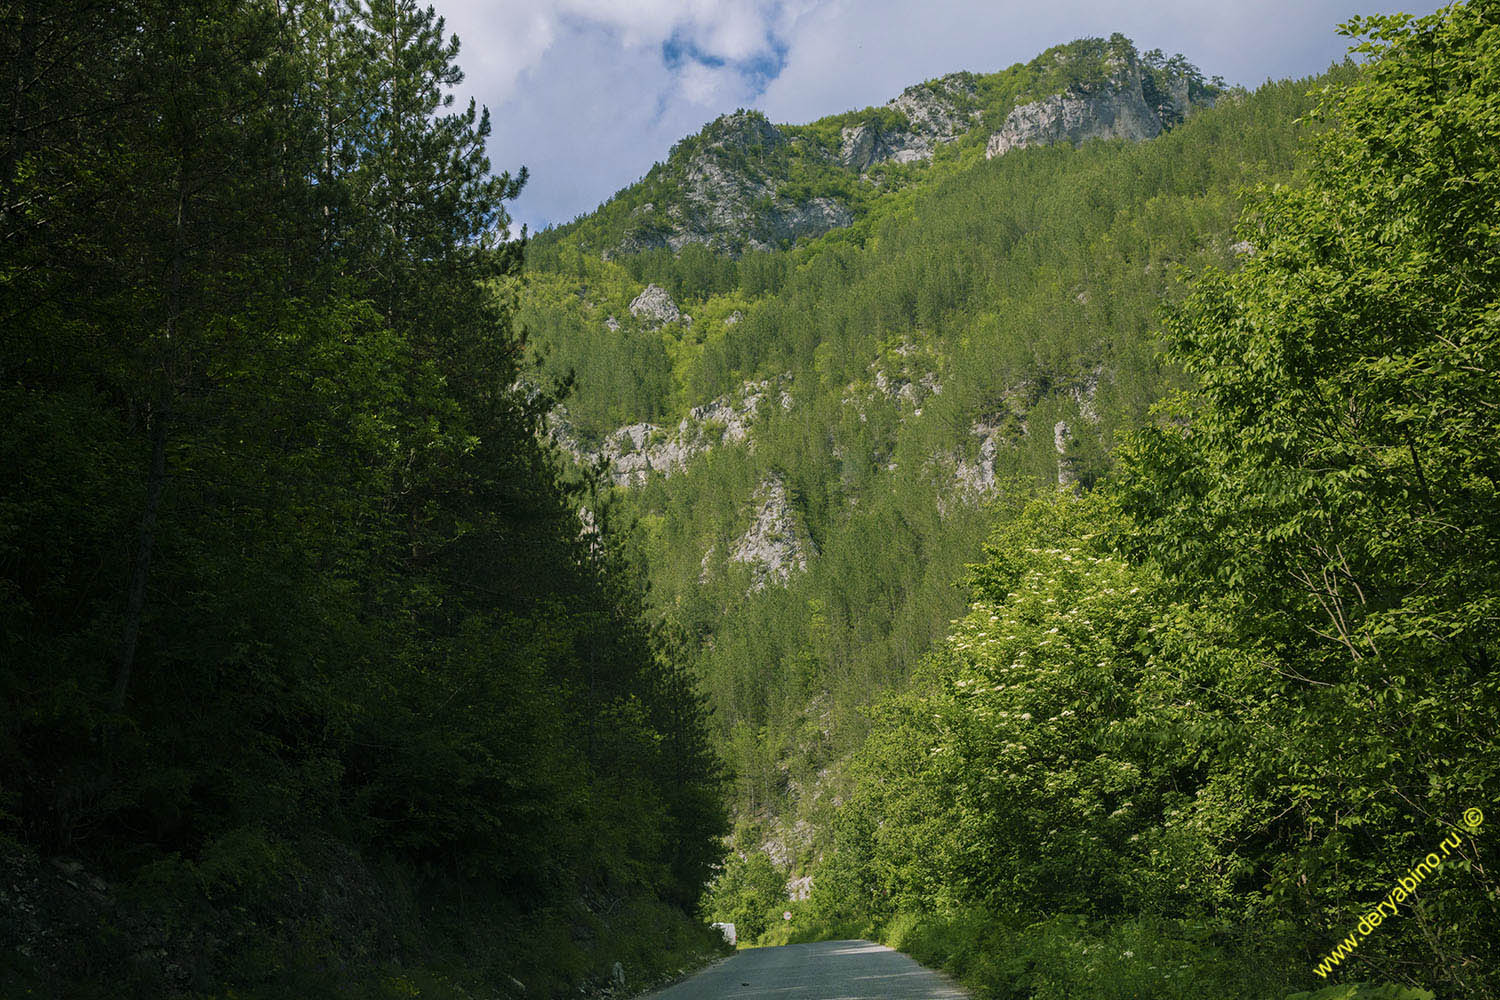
[729,476,814,590]
[620,111,854,256]
[840,74,982,171]
[628,283,680,326]
[987,48,1213,159]
[547,378,787,488]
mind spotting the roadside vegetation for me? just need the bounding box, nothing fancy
[713,8,1500,998]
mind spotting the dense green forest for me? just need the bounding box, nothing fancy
[520,4,1499,999]
[5,0,1498,997]
[0,1,725,997]
[795,9,1500,996]
[522,32,1326,888]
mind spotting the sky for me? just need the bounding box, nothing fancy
[434,0,1449,234]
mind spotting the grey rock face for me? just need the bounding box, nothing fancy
[729,476,813,590]
[770,196,854,249]
[867,338,944,413]
[839,122,892,171]
[986,53,1211,159]
[887,74,981,151]
[548,378,785,488]
[601,423,669,486]
[872,367,943,411]
[951,418,1013,504]
[1054,419,1071,455]
[620,111,853,256]
[628,283,680,326]
[987,83,1159,158]
[840,74,981,171]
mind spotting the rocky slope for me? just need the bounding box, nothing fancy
[546,285,792,490]
[726,476,814,591]
[540,36,1219,259]
[838,74,984,171]
[616,112,854,256]
[987,46,1213,157]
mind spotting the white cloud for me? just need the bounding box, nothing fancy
[445,0,799,105]
[677,60,749,107]
[451,7,555,105]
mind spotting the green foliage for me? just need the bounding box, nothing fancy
[806,492,1255,932]
[703,851,789,943]
[800,5,1500,999]
[1288,986,1437,1000]
[1114,1,1500,990]
[620,242,742,302]
[879,910,1300,1000]
[520,64,1333,853]
[0,0,724,994]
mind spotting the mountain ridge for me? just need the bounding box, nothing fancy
[538,33,1221,258]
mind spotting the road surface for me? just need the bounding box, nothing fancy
[645,940,969,999]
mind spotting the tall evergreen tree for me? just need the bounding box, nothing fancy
[1,2,726,994]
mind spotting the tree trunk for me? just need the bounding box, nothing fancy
[112,398,169,715]
[113,170,185,714]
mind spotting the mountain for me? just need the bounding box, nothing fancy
[538,34,1219,259]
[518,26,1381,977]
[9,2,1496,996]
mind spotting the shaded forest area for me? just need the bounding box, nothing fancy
[1,2,725,997]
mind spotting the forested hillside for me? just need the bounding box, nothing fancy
[6,0,1497,998]
[523,5,1499,998]
[800,8,1500,997]
[1,2,724,997]
[522,34,1330,904]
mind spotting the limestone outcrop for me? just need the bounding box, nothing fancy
[547,377,786,488]
[728,476,814,590]
[628,284,680,326]
[840,74,982,171]
[986,51,1213,159]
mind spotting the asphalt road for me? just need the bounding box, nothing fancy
[645,940,970,999]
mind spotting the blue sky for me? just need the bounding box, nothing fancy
[436,0,1449,234]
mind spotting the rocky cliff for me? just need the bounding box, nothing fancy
[548,370,790,488]
[617,111,853,256]
[839,74,983,171]
[726,476,814,590]
[986,47,1214,158]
